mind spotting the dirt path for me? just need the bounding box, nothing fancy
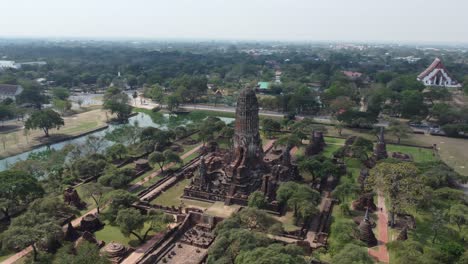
[368,194,390,263]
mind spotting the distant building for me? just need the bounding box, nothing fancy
[0,84,23,101]
[257,82,270,91]
[274,70,282,84]
[0,60,20,70]
[342,71,363,80]
[19,61,47,66]
[394,56,421,63]
[417,58,461,88]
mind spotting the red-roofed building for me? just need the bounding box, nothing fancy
[342,71,363,80]
[417,58,461,88]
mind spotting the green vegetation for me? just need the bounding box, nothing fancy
[208,208,306,264]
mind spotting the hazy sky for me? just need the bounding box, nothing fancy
[1,0,468,43]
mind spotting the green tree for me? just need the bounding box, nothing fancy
[448,204,468,232]
[106,143,128,161]
[52,98,72,114]
[72,155,107,179]
[82,182,112,214]
[103,86,132,122]
[25,109,64,137]
[148,151,165,172]
[333,177,360,203]
[115,208,172,243]
[0,170,44,222]
[0,104,15,121]
[1,212,62,261]
[387,119,412,144]
[166,94,181,112]
[298,156,340,185]
[261,118,281,138]
[400,90,427,118]
[106,190,138,223]
[236,244,306,264]
[248,191,267,209]
[99,167,135,189]
[277,182,320,224]
[149,150,182,173]
[369,162,425,226]
[331,244,373,264]
[16,84,48,109]
[53,241,110,264]
[51,87,70,100]
[105,125,141,145]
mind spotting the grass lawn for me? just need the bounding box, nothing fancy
[151,179,191,207]
[0,109,109,159]
[95,220,134,246]
[322,144,342,158]
[387,144,435,163]
[94,219,160,247]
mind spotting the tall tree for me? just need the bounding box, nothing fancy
[82,182,112,214]
[1,212,62,261]
[369,162,425,226]
[331,244,373,264]
[148,150,182,173]
[53,241,110,264]
[277,182,320,224]
[25,109,64,137]
[248,191,267,209]
[0,170,44,222]
[387,119,412,144]
[115,208,172,243]
[103,86,132,122]
[448,204,467,232]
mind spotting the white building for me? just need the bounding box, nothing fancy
[417,58,461,88]
[0,84,23,101]
[0,60,20,70]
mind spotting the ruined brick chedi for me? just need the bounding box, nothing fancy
[184,88,298,206]
[226,88,265,196]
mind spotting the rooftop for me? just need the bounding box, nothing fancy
[257,81,270,89]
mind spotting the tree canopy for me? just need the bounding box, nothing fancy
[25,109,64,137]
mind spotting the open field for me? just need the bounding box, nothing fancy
[0,109,109,159]
[411,134,468,176]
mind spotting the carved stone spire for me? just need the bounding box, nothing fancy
[232,87,264,169]
[373,127,388,160]
[397,226,408,241]
[198,156,207,191]
[359,208,378,247]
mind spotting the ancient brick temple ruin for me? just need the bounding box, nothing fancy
[183,88,299,207]
[373,127,388,160]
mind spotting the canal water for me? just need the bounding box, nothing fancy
[0,112,233,171]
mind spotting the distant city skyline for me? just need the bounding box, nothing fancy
[1,0,468,44]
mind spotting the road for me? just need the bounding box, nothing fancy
[181,104,337,124]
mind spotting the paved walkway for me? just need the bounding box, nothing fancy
[368,194,390,263]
